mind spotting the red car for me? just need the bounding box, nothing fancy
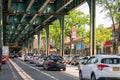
[2,56,6,64]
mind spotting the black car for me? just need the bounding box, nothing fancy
[9,53,14,58]
[43,55,66,71]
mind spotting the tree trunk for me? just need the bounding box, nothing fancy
[111,17,117,54]
[69,35,72,56]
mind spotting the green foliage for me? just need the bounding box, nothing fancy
[83,24,112,48]
[49,20,61,48]
[83,31,90,44]
[41,28,46,39]
[41,10,89,49]
[96,24,111,47]
[97,0,120,23]
[64,10,89,38]
[41,9,111,50]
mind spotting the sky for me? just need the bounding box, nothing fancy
[76,2,112,28]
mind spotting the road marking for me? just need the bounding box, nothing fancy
[8,61,19,80]
[9,59,35,80]
[18,58,79,80]
[16,59,60,80]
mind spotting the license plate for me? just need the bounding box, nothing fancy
[56,62,60,64]
[113,67,120,71]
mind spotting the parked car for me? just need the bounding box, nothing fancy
[14,54,19,58]
[78,56,89,70]
[70,54,85,65]
[24,53,33,61]
[63,55,72,64]
[43,54,66,71]
[35,55,46,67]
[79,55,120,80]
[2,56,6,64]
[29,54,38,64]
[9,53,14,58]
[116,54,120,56]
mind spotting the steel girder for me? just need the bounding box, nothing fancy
[3,0,86,47]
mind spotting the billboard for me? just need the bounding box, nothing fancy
[76,43,84,50]
[72,28,76,38]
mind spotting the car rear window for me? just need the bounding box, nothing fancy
[101,58,120,64]
[50,55,63,60]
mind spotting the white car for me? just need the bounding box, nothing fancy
[78,56,89,70]
[29,55,38,64]
[35,56,46,67]
[24,53,33,61]
[79,55,120,80]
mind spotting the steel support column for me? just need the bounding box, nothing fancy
[59,15,64,57]
[27,39,30,53]
[22,45,24,56]
[87,0,96,56]
[29,38,32,53]
[32,37,34,53]
[22,44,25,59]
[0,0,3,71]
[37,32,40,54]
[45,26,49,56]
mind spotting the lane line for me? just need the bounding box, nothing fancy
[16,59,60,80]
[8,61,19,80]
[9,59,35,80]
[18,58,79,80]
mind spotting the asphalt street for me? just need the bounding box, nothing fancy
[0,58,79,80]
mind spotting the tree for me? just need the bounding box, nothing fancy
[83,24,111,53]
[40,28,46,51]
[42,10,89,54]
[64,10,89,55]
[97,0,120,53]
[64,10,89,38]
[96,24,111,47]
[49,20,61,49]
[84,30,90,44]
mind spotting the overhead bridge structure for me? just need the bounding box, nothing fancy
[0,0,96,69]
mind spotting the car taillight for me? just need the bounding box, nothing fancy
[97,64,109,70]
[49,60,54,62]
[39,60,44,62]
[32,57,34,60]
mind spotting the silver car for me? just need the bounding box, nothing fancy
[35,55,46,67]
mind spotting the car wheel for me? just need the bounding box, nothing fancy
[79,71,84,80]
[63,68,66,71]
[44,65,49,70]
[91,74,96,80]
[43,67,45,70]
[43,65,45,70]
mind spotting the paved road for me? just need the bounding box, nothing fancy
[1,58,79,80]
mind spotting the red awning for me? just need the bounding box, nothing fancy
[104,40,111,46]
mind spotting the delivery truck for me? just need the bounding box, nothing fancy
[2,46,9,61]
